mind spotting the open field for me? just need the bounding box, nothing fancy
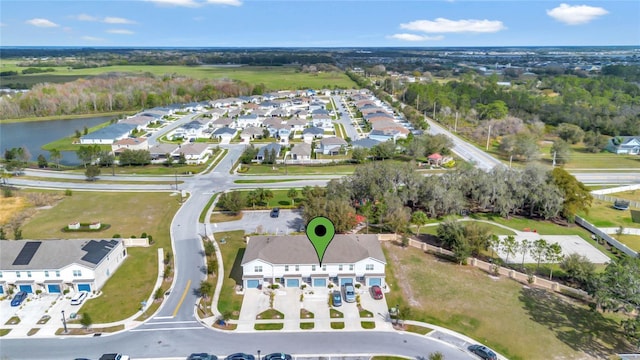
[416,222,516,236]
[613,234,640,252]
[239,163,356,175]
[382,241,633,360]
[1,65,356,90]
[578,199,639,228]
[214,230,245,320]
[21,191,181,322]
[0,196,30,225]
[614,189,640,202]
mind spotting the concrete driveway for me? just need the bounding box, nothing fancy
[210,209,305,235]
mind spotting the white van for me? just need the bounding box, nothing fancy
[70,291,88,305]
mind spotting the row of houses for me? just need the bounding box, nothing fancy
[0,239,127,295]
[351,93,410,143]
[111,138,212,164]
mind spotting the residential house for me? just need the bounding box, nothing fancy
[287,118,308,132]
[79,123,136,145]
[236,114,261,129]
[309,101,326,113]
[311,114,333,130]
[240,127,265,142]
[369,129,405,143]
[120,115,154,130]
[0,239,127,295]
[351,138,381,150]
[212,127,238,143]
[606,136,640,155]
[210,116,234,129]
[262,117,284,129]
[149,143,179,161]
[256,143,281,162]
[174,143,211,164]
[177,120,207,141]
[302,127,324,143]
[240,234,386,289]
[290,143,312,161]
[111,138,149,155]
[317,137,348,155]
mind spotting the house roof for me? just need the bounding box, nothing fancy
[320,137,348,146]
[181,120,205,130]
[121,116,153,126]
[263,117,284,127]
[428,153,443,160]
[257,142,281,157]
[303,127,324,135]
[0,239,122,270]
[80,123,136,140]
[290,143,311,157]
[351,138,381,149]
[213,127,237,136]
[241,127,264,136]
[149,143,179,155]
[112,137,148,147]
[241,234,385,265]
[176,143,210,156]
[212,117,234,126]
[287,118,308,127]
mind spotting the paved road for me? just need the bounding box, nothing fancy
[332,95,360,140]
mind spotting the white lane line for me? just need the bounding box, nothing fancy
[153,316,174,320]
[129,327,206,332]
[144,320,199,325]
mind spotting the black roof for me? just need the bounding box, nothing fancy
[81,240,119,265]
[12,241,42,265]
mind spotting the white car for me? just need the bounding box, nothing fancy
[70,291,88,305]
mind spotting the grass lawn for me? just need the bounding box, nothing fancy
[214,230,245,320]
[0,329,11,336]
[254,323,284,331]
[561,147,640,169]
[300,322,314,330]
[200,193,218,223]
[613,189,640,202]
[256,308,284,320]
[330,309,343,318]
[234,179,301,184]
[41,121,113,151]
[240,163,355,175]
[370,357,411,360]
[613,234,640,252]
[416,221,516,236]
[18,175,179,185]
[214,189,303,210]
[578,199,639,228]
[361,321,375,329]
[330,321,345,329]
[0,196,31,225]
[300,308,314,319]
[403,324,433,335]
[21,191,180,323]
[383,241,634,360]
[359,309,373,318]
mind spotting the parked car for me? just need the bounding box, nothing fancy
[343,283,356,303]
[70,291,89,305]
[270,207,280,218]
[188,353,218,360]
[225,353,255,360]
[369,285,383,300]
[264,353,292,360]
[331,290,342,307]
[99,354,130,360]
[468,344,497,360]
[10,291,27,307]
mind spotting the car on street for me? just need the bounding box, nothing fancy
[264,353,292,360]
[270,207,280,218]
[369,285,383,300]
[99,354,130,360]
[331,290,342,307]
[468,344,497,360]
[188,353,218,360]
[70,291,88,305]
[225,353,255,360]
[10,291,27,307]
[343,283,356,303]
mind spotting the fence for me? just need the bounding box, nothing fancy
[574,216,638,258]
[591,194,640,209]
[591,184,640,195]
[399,237,589,299]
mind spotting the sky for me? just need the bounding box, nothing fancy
[0,0,638,47]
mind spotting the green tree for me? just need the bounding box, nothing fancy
[560,253,595,287]
[410,210,428,235]
[531,238,548,272]
[453,238,472,265]
[49,148,62,169]
[549,167,593,222]
[351,147,369,164]
[217,191,243,213]
[37,154,48,168]
[551,139,571,165]
[519,239,531,269]
[287,188,298,206]
[246,190,259,209]
[501,235,518,265]
[199,280,213,298]
[178,152,187,165]
[544,242,564,280]
[556,123,584,144]
[428,352,444,360]
[0,227,6,240]
[583,131,608,153]
[164,153,174,167]
[371,141,396,160]
[85,165,101,181]
[80,312,93,329]
[83,126,88,135]
[13,227,22,240]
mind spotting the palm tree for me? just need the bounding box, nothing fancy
[287,188,298,206]
[49,148,62,169]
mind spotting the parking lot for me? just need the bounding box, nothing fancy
[236,285,391,332]
[209,209,304,235]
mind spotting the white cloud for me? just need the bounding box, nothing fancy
[106,29,134,35]
[146,0,202,7]
[74,14,98,21]
[0,22,6,27]
[547,3,608,25]
[206,0,242,5]
[82,36,105,42]
[389,33,444,42]
[400,18,506,33]
[25,18,59,28]
[103,17,136,24]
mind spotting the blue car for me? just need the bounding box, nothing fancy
[468,344,497,360]
[11,291,27,307]
[332,290,342,307]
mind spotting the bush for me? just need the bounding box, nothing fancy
[112,234,121,238]
[154,287,164,300]
[141,232,148,238]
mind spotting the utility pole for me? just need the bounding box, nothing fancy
[61,310,68,333]
[454,112,459,132]
[552,151,557,167]
[509,155,513,169]
[486,124,492,150]
[433,101,437,120]
[416,94,419,111]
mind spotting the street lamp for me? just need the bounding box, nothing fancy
[257,350,261,360]
[61,310,68,333]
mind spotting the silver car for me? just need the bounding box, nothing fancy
[343,283,356,303]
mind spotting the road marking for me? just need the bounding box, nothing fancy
[153,316,174,320]
[145,320,198,325]
[172,279,191,317]
[129,326,205,332]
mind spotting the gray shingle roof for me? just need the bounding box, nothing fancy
[0,239,122,270]
[80,123,136,140]
[241,234,385,265]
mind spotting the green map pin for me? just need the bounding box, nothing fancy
[306,216,336,266]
